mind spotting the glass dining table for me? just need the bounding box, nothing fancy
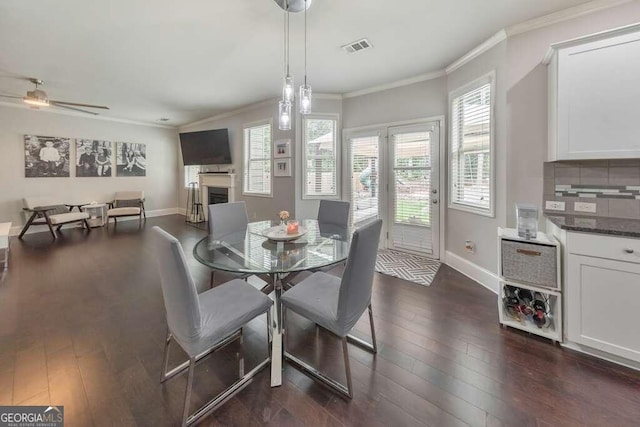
[193,219,351,387]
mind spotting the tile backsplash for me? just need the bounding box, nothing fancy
[543,160,640,219]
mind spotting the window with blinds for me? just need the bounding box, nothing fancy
[348,133,380,226]
[449,74,494,216]
[243,121,272,196]
[184,165,200,188]
[303,116,338,198]
[392,130,431,227]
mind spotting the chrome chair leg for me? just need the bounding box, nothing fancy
[368,304,377,354]
[283,308,353,399]
[346,303,378,354]
[160,331,172,383]
[182,358,196,427]
[161,325,271,426]
[342,337,353,398]
[266,310,272,356]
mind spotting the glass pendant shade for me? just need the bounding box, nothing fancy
[299,85,312,114]
[278,100,292,130]
[283,74,294,103]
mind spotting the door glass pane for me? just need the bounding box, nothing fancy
[350,135,379,226]
[393,131,430,227]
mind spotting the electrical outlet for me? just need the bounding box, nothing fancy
[574,202,597,213]
[545,201,565,211]
[465,240,475,253]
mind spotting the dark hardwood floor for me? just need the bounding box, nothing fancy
[1,215,639,426]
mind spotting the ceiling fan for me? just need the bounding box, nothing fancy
[0,78,109,115]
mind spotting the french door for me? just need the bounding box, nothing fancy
[345,121,440,259]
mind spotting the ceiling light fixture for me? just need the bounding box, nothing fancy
[279,0,293,130]
[23,79,50,107]
[299,0,312,115]
[276,0,313,130]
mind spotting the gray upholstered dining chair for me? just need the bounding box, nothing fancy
[317,199,350,229]
[281,219,382,398]
[151,226,272,426]
[207,202,251,286]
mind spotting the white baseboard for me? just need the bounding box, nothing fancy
[177,208,187,216]
[9,207,182,236]
[444,250,499,294]
[561,341,640,372]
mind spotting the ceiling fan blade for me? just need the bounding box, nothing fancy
[50,100,109,109]
[51,102,99,115]
[0,94,24,100]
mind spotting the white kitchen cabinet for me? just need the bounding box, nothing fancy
[567,253,640,362]
[545,23,640,160]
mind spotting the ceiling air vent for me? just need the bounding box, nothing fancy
[342,38,372,54]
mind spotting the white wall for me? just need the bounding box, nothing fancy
[446,41,508,283]
[0,105,180,229]
[506,1,640,228]
[178,100,296,221]
[342,77,447,129]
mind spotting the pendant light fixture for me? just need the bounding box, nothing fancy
[276,0,313,129]
[279,0,293,130]
[299,0,312,114]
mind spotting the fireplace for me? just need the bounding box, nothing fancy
[208,187,229,205]
[198,173,235,220]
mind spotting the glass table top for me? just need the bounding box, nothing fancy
[193,220,350,275]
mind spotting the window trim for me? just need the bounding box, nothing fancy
[301,113,341,200]
[448,70,496,218]
[183,165,201,189]
[242,119,273,198]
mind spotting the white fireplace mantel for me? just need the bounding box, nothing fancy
[199,173,236,220]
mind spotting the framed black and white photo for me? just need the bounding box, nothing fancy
[116,142,146,176]
[274,158,291,177]
[24,135,71,177]
[76,139,112,177]
[274,139,291,158]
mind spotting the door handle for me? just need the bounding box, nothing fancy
[432,189,438,194]
[432,199,438,204]
[624,248,635,254]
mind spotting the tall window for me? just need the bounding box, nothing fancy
[243,121,272,196]
[449,72,494,216]
[303,115,338,198]
[184,165,200,188]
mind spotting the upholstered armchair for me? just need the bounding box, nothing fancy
[107,191,146,225]
[20,196,90,239]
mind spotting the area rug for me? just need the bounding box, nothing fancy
[375,249,441,287]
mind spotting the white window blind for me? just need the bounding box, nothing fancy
[392,130,431,227]
[348,134,380,226]
[243,122,272,196]
[303,117,338,198]
[450,76,493,215]
[184,165,200,188]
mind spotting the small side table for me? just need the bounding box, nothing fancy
[82,204,108,228]
[0,222,11,269]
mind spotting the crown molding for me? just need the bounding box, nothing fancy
[0,100,177,129]
[180,93,343,130]
[314,93,343,100]
[445,30,507,75]
[179,98,279,130]
[342,70,446,99]
[506,0,635,37]
[445,0,632,74]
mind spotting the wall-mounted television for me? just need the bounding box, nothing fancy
[179,128,232,165]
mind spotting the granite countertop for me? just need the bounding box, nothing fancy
[544,214,640,238]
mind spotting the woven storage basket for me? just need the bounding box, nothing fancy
[501,239,557,289]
